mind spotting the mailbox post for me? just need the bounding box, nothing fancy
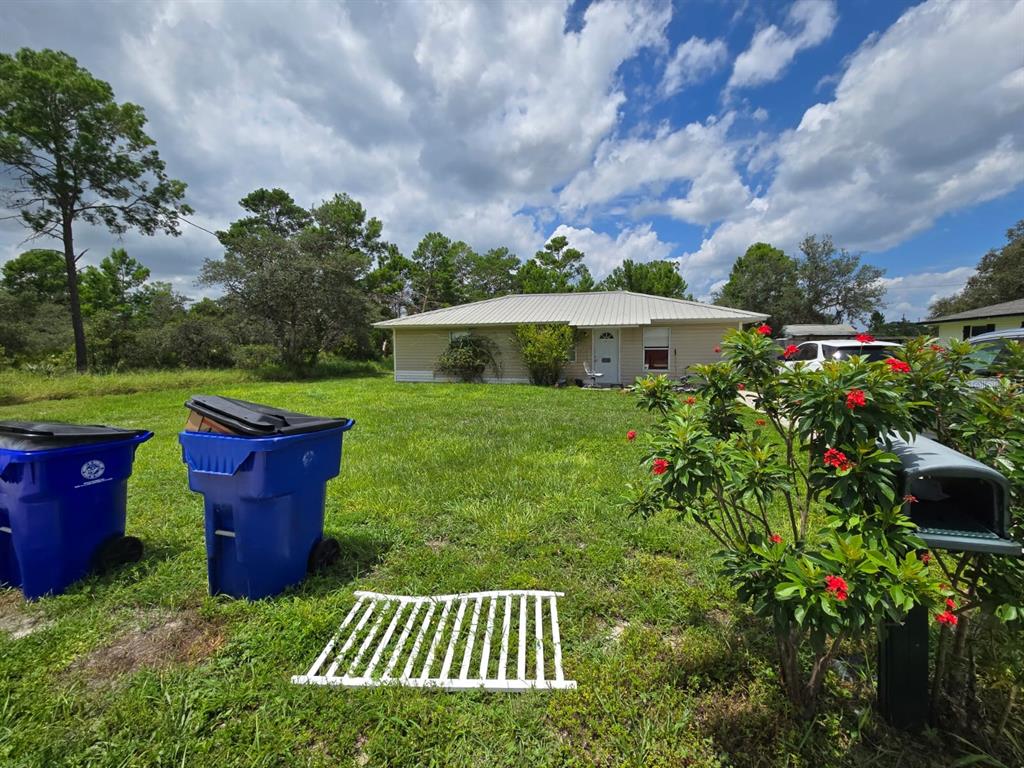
[880,435,1022,731]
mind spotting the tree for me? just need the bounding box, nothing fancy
[1,248,67,303]
[598,259,691,298]
[365,244,414,319]
[464,246,521,300]
[867,310,921,338]
[79,248,151,317]
[0,49,192,371]
[929,220,1024,318]
[201,189,384,372]
[519,236,594,293]
[408,232,475,312]
[795,235,885,325]
[714,242,802,328]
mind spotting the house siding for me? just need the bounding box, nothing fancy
[935,315,1024,340]
[392,322,738,385]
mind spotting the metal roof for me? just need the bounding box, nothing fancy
[373,291,768,328]
[926,298,1024,323]
[782,324,857,336]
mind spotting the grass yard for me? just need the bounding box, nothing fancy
[0,372,963,767]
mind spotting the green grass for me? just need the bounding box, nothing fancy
[0,374,972,767]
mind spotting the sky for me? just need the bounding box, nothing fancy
[2,0,1023,322]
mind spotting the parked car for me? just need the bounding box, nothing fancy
[781,339,900,371]
[964,327,1024,388]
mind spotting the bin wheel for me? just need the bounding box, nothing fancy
[92,535,144,574]
[308,538,340,573]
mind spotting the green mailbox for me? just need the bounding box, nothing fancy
[879,434,1021,730]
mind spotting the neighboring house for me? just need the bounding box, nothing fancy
[780,324,857,344]
[924,298,1024,340]
[373,291,768,385]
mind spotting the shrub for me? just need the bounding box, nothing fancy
[626,326,942,716]
[435,333,499,383]
[513,324,575,385]
[231,344,280,371]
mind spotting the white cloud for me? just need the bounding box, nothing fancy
[728,0,837,89]
[549,223,674,277]
[684,0,1024,294]
[558,113,751,225]
[0,0,672,280]
[879,266,976,322]
[659,36,728,97]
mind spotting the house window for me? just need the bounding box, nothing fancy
[962,324,995,339]
[450,330,470,342]
[643,327,669,370]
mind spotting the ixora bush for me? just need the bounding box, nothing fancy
[627,326,944,715]
[513,323,576,385]
[434,333,499,382]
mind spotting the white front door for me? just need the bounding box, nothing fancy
[593,328,619,384]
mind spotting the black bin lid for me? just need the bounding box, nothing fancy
[185,395,350,437]
[0,420,148,451]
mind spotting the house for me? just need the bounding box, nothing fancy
[373,291,768,385]
[924,298,1024,340]
[780,323,857,344]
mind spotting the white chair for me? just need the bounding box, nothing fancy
[583,362,604,388]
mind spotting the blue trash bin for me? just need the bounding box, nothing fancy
[178,396,354,600]
[0,422,152,600]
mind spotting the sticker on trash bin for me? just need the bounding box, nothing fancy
[292,590,577,691]
[302,450,315,468]
[81,460,105,480]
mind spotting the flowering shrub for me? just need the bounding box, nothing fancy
[626,327,942,715]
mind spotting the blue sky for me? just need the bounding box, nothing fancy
[2,0,1022,321]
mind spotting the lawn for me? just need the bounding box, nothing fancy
[0,372,960,767]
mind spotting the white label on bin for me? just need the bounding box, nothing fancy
[81,460,106,480]
[302,450,315,468]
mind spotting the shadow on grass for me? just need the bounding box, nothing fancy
[298,530,393,596]
[255,359,390,382]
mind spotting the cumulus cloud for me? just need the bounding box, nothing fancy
[549,223,674,278]
[0,0,671,282]
[683,0,1024,295]
[558,113,751,225]
[659,36,728,97]
[728,0,837,90]
[878,266,976,322]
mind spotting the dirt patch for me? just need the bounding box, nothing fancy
[72,609,224,683]
[0,592,53,639]
[425,539,448,551]
[354,734,370,767]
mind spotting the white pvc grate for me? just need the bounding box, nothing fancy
[292,590,577,690]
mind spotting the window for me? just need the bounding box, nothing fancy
[643,327,669,370]
[963,324,996,339]
[794,343,818,361]
[449,330,470,342]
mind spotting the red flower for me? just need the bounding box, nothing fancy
[823,448,853,472]
[903,494,918,504]
[652,458,670,475]
[825,575,849,601]
[713,345,721,353]
[756,323,772,336]
[856,333,875,343]
[845,389,866,409]
[755,418,766,427]
[930,344,944,352]
[737,383,746,391]
[626,430,637,442]
[782,344,799,359]
[945,597,956,609]
[769,533,782,544]
[685,396,697,405]
[920,552,931,564]
[936,610,958,626]
[885,358,912,373]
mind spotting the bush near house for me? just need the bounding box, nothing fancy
[513,323,575,385]
[434,333,500,382]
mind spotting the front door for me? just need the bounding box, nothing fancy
[593,328,619,384]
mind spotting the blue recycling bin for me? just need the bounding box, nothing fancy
[0,422,152,600]
[178,395,354,600]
